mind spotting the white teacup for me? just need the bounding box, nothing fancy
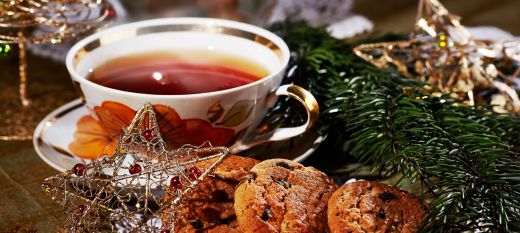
[66,17,318,154]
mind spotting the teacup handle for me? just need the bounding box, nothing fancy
[231,84,319,153]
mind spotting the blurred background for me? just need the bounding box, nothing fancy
[356,0,520,34]
[118,0,520,34]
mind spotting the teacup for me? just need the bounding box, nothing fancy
[66,17,318,154]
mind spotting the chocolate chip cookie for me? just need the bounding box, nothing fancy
[164,155,259,233]
[327,181,425,233]
[234,159,338,233]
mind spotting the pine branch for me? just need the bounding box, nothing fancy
[426,101,520,232]
[268,22,520,232]
[460,106,520,153]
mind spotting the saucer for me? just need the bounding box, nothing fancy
[34,99,324,172]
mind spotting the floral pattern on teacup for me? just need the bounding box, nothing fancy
[68,101,239,159]
[208,99,255,127]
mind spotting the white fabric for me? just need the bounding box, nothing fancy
[467,26,516,41]
[266,0,373,39]
[327,15,373,39]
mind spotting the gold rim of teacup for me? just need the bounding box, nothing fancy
[66,17,290,99]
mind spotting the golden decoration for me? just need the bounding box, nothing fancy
[0,0,114,140]
[354,0,520,114]
[42,103,230,232]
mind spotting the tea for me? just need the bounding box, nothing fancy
[86,51,269,95]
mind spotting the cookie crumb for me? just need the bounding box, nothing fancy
[190,219,203,229]
[376,210,386,219]
[273,178,291,189]
[276,161,292,170]
[379,191,396,201]
[261,207,271,221]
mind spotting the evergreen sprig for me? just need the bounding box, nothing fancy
[268,22,520,232]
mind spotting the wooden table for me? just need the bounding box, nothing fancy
[0,54,74,232]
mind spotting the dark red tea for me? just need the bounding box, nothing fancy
[86,51,269,95]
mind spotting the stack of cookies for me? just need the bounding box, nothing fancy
[164,156,425,233]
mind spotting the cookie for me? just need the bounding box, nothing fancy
[327,181,425,233]
[234,159,338,233]
[164,155,259,233]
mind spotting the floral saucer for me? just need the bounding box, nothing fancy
[33,99,324,172]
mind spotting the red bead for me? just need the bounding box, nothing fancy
[160,229,170,233]
[188,167,202,180]
[72,163,86,176]
[169,176,182,189]
[107,8,116,17]
[76,204,86,217]
[129,164,142,175]
[142,130,155,141]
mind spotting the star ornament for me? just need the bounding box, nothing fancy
[42,103,230,232]
[354,0,520,114]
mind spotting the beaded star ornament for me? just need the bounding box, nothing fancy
[42,103,230,232]
[354,0,520,114]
